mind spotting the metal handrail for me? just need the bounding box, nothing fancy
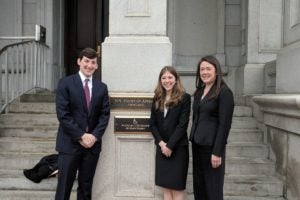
[0,40,49,55]
[0,36,36,40]
[0,40,51,113]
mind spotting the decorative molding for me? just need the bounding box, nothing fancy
[253,94,300,135]
[258,0,282,53]
[125,0,150,17]
[253,95,300,116]
[290,0,300,28]
[217,0,225,54]
[264,61,276,93]
[15,0,22,36]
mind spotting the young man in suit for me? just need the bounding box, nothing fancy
[55,48,110,200]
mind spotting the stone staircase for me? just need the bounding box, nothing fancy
[0,91,76,200]
[0,91,285,199]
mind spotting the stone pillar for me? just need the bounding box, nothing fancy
[237,0,282,95]
[102,0,172,92]
[276,0,300,93]
[93,0,171,199]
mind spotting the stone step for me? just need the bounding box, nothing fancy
[0,137,56,154]
[186,174,283,197]
[0,168,283,198]
[231,117,257,129]
[7,104,253,117]
[20,92,56,103]
[225,157,275,176]
[8,98,252,116]
[0,114,256,129]
[0,169,58,191]
[1,131,262,154]
[0,169,76,200]
[0,125,57,138]
[0,169,76,189]
[228,128,263,143]
[0,127,263,148]
[0,153,57,170]
[224,175,284,197]
[0,150,274,177]
[226,142,268,158]
[187,157,275,176]
[233,106,253,117]
[223,197,285,200]
[0,126,261,142]
[8,102,56,114]
[0,136,266,158]
[186,196,285,200]
[0,190,76,200]
[0,114,58,126]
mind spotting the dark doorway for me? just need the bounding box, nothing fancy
[64,0,108,79]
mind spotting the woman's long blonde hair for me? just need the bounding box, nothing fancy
[153,66,185,111]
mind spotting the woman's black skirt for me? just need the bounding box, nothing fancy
[155,145,189,190]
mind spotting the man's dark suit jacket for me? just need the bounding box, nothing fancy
[55,73,110,154]
[150,93,191,150]
[189,85,234,156]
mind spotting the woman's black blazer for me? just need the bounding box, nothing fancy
[189,85,234,156]
[150,93,191,150]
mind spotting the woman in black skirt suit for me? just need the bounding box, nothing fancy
[150,66,191,200]
[189,56,234,200]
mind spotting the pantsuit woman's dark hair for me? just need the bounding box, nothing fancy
[194,55,228,99]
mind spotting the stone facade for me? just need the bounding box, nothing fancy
[240,0,300,199]
[1,0,300,199]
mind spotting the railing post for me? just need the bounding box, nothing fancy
[33,43,37,87]
[30,43,34,89]
[21,44,24,93]
[10,48,14,101]
[42,46,46,88]
[16,45,20,97]
[25,44,29,91]
[5,53,9,114]
[0,63,2,111]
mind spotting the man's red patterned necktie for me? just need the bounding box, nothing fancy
[84,79,90,109]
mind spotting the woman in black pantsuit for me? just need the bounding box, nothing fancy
[150,66,191,200]
[189,56,234,200]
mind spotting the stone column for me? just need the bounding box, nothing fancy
[236,0,282,95]
[93,0,171,199]
[102,0,171,92]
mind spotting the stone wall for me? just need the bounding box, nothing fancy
[0,0,22,49]
[253,95,300,200]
